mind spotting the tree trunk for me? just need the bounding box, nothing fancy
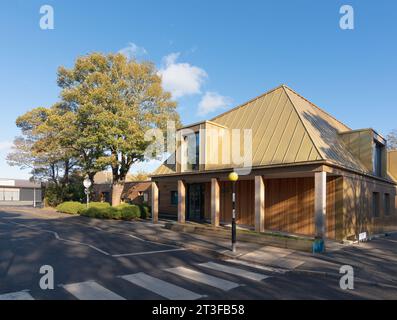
[63,160,70,185]
[111,182,124,206]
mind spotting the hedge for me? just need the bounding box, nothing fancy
[88,202,111,210]
[56,201,85,215]
[119,205,141,220]
[56,200,147,221]
[79,203,141,221]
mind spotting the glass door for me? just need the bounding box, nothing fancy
[187,184,204,221]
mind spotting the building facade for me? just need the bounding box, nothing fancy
[0,179,42,206]
[150,85,397,241]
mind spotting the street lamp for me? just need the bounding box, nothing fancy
[228,171,239,253]
[83,177,92,208]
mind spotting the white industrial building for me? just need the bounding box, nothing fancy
[0,179,42,206]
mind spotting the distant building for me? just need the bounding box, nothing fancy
[0,179,42,206]
[93,181,151,205]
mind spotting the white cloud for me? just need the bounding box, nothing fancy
[119,42,147,60]
[158,52,207,98]
[198,92,232,116]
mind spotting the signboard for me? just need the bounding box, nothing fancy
[359,232,367,242]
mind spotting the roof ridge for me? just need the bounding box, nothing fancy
[282,85,352,131]
[211,84,286,122]
[282,86,325,161]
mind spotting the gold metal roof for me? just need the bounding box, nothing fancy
[153,85,371,176]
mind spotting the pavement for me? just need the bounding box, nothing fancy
[1,206,397,300]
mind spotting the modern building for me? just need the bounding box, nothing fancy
[0,179,42,206]
[150,85,397,241]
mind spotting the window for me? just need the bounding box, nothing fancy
[373,141,383,177]
[372,192,380,217]
[171,191,178,206]
[384,193,391,216]
[184,132,200,171]
[0,188,20,201]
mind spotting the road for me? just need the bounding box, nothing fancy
[0,208,396,300]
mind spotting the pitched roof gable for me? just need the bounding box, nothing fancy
[153,84,370,176]
[211,85,322,166]
[282,86,368,172]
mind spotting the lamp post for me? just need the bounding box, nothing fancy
[83,177,92,208]
[228,171,239,253]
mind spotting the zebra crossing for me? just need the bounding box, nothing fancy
[61,281,126,300]
[0,290,34,300]
[121,272,204,300]
[0,260,287,300]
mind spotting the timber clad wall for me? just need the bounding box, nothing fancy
[342,175,397,239]
[203,177,338,238]
[339,130,374,173]
[155,174,397,240]
[339,129,388,177]
[388,150,397,181]
[158,181,178,215]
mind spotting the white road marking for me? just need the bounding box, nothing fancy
[4,220,110,256]
[166,266,239,291]
[61,281,125,300]
[199,262,269,281]
[0,290,34,300]
[225,259,288,274]
[1,216,182,259]
[58,220,177,248]
[1,217,182,257]
[112,248,186,257]
[121,272,203,300]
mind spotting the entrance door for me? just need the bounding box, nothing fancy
[187,184,204,221]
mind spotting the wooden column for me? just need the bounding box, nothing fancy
[151,181,159,224]
[211,178,220,227]
[178,180,186,223]
[255,176,265,232]
[315,171,327,238]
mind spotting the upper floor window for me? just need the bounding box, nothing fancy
[183,132,200,171]
[373,141,383,177]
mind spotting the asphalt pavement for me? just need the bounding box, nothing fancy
[0,207,396,300]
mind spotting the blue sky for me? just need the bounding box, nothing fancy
[0,0,396,179]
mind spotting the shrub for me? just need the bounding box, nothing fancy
[80,207,114,219]
[88,202,111,209]
[119,205,141,220]
[79,204,141,220]
[44,180,85,207]
[56,201,85,215]
[111,207,122,220]
[100,207,119,219]
[116,203,131,209]
[80,207,100,218]
[138,204,151,219]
